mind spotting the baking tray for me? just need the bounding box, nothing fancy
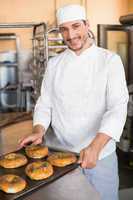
[0,148,79,200]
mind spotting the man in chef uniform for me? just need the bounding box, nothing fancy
[20,4,129,200]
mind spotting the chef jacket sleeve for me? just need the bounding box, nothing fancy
[98,54,129,142]
[33,59,53,131]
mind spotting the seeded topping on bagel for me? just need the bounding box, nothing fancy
[0,153,28,168]
[25,145,48,159]
[25,161,53,180]
[47,152,77,167]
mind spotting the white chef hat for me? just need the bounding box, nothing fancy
[56,4,86,25]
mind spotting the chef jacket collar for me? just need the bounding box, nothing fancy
[67,43,96,58]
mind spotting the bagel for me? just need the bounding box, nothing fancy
[0,174,26,193]
[25,161,53,180]
[47,152,77,167]
[25,145,48,159]
[0,153,28,168]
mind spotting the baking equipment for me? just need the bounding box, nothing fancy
[98,24,133,84]
[0,23,48,112]
[0,51,16,63]
[0,88,18,112]
[31,23,47,101]
[0,33,19,112]
[0,64,17,89]
[0,148,78,200]
[0,118,79,199]
[119,14,133,25]
[0,118,79,200]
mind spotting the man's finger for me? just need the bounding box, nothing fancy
[81,152,88,168]
[19,135,35,147]
[33,138,42,145]
[78,150,84,164]
[81,151,97,169]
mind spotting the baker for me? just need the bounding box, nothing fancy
[19,4,129,200]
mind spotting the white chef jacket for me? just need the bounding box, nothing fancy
[33,44,129,159]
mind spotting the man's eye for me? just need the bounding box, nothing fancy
[73,24,81,29]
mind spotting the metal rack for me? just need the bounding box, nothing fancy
[0,22,47,112]
[31,23,47,101]
[0,32,20,112]
[47,27,67,58]
[0,33,20,88]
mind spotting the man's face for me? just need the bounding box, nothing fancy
[59,20,89,52]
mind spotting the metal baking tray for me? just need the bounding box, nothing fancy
[0,148,79,200]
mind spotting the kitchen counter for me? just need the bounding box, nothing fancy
[19,167,100,200]
[0,112,33,156]
[0,112,32,128]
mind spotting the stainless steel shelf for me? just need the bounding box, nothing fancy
[0,22,39,28]
[48,38,64,41]
[0,63,18,66]
[48,45,67,49]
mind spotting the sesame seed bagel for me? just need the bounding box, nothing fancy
[0,174,26,193]
[25,161,53,180]
[0,153,28,168]
[25,145,48,159]
[47,152,77,167]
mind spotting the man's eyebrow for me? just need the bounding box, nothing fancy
[72,22,81,26]
[59,22,82,29]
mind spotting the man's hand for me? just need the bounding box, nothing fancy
[78,144,99,168]
[78,133,111,168]
[18,125,45,148]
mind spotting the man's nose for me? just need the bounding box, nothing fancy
[67,29,75,40]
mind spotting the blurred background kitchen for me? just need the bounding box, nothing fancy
[0,0,132,199]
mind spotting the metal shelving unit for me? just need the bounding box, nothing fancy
[47,27,67,58]
[31,22,47,101]
[0,33,20,79]
[0,22,47,112]
[0,32,20,112]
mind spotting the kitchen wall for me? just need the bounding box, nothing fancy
[128,0,133,13]
[0,0,131,50]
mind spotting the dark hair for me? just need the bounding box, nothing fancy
[82,20,87,25]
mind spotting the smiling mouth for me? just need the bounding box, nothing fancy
[67,37,80,44]
[68,40,80,47]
